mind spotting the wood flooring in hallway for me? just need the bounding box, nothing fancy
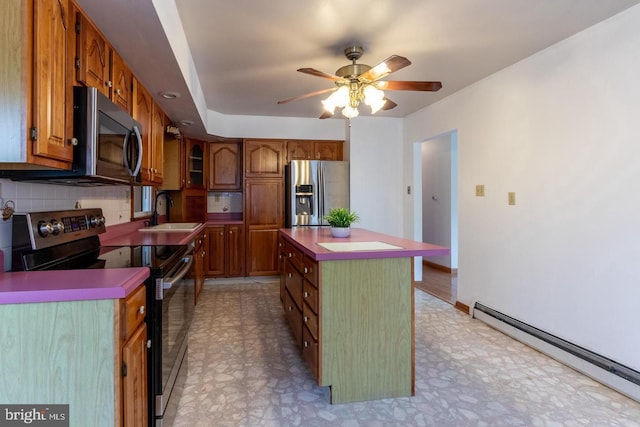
[414,263,457,305]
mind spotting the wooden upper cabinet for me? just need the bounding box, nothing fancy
[314,140,343,160]
[132,78,163,185]
[185,139,206,189]
[287,140,343,161]
[132,78,153,183]
[243,139,286,178]
[287,141,313,161]
[76,12,110,97]
[31,0,73,165]
[110,50,133,113]
[149,102,165,184]
[76,11,133,113]
[1,0,72,168]
[209,143,241,190]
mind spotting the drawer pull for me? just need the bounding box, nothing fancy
[138,306,145,315]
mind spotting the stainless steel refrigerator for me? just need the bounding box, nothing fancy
[285,160,350,227]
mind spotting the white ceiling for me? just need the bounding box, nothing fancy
[75,0,640,138]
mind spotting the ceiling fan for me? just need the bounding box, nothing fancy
[277,46,442,119]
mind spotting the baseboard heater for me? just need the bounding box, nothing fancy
[473,302,640,402]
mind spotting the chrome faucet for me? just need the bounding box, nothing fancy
[151,191,174,226]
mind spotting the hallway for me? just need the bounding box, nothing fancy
[415,263,457,305]
[174,278,640,426]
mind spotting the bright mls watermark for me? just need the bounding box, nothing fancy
[0,405,68,426]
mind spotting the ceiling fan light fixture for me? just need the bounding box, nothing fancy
[322,86,349,113]
[342,105,359,119]
[363,85,385,113]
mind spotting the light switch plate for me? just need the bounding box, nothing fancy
[475,185,485,197]
[508,192,516,205]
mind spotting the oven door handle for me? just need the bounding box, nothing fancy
[162,255,194,290]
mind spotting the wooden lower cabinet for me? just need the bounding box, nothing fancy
[246,228,280,276]
[205,224,244,277]
[279,234,414,404]
[120,284,148,427]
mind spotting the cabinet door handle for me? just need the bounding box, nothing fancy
[288,306,293,312]
[303,341,309,348]
[288,273,292,278]
[138,306,145,315]
[303,292,309,298]
[303,316,309,323]
[304,267,308,273]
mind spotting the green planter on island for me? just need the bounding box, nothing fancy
[324,207,359,238]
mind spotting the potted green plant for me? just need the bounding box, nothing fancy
[324,207,359,237]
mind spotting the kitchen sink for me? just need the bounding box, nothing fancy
[138,222,202,232]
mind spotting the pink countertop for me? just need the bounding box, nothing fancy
[100,221,206,246]
[280,227,450,261]
[0,267,150,305]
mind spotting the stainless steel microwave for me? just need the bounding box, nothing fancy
[1,86,143,186]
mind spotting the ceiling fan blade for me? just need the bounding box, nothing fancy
[277,87,336,105]
[382,98,397,111]
[319,111,333,119]
[376,81,443,91]
[359,55,412,82]
[297,68,344,82]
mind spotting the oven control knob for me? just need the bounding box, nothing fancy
[51,220,64,235]
[89,215,106,228]
[37,221,54,237]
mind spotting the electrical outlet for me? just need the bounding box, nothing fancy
[407,186,411,195]
[475,185,485,197]
[508,192,516,205]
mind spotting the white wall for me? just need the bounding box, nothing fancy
[349,117,404,236]
[404,5,640,371]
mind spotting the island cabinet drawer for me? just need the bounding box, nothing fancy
[302,280,318,314]
[284,289,303,348]
[284,259,303,310]
[284,240,304,272]
[302,326,319,381]
[302,302,318,341]
[121,285,146,340]
[302,256,318,288]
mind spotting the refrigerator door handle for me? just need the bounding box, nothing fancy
[318,162,325,225]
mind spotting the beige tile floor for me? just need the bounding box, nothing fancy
[174,277,640,426]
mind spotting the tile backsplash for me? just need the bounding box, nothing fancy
[0,178,130,271]
[207,192,243,213]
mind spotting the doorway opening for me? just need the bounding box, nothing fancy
[412,130,458,304]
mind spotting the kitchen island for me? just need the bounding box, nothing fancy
[279,227,449,404]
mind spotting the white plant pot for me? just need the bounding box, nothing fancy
[331,227,351,238]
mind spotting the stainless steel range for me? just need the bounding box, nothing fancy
[11,208,194,427]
